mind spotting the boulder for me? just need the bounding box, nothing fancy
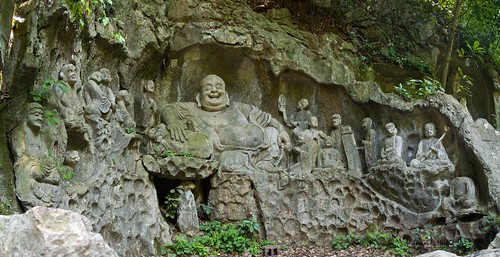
[0,206,118,257]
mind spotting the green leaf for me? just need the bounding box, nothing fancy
[102,16,109,26]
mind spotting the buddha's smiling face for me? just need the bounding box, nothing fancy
[200,75,228,112]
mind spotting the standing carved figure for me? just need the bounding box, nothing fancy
[278,96,312,139]
[56,63,87,134]
[289,116,327,175]
[361,117,377,167]
[329,114,347,166]
[135,80,157,133]
[10,102,67,208]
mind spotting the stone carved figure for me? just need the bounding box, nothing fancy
[278,95,312,137]
[410,123,453,170]
[114,90,136,129]
[10,102,67,208]
[83,70,115,120]
[361,117,376,167]
[377,122,405,166]
[441,177,478,221]
[55,63,87,134]
[160,74,290,173]
[135,80,157,133]
[85,104,112,161]
[317,137,343,169]
[330,114,347,165]
[289,116,326,175]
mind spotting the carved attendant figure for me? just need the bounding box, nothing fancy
[410,123,453,169]
[135,80,157,133]
[289,116,326,174]
[56,63,87,133]
[278,96,312,136]
[361,117,376,167]
[10,103,67,208]
[378,122,404,165]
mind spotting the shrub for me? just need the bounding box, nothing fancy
[395,77,444,101]
[162,218,269,256]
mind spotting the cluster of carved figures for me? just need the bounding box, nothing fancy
[10,69,479,233]
[10,64,153,208]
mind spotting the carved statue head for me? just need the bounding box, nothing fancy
[64,150,80,166]
[424,122,436,138]
[362,117,372,130]
[144,80,155,93]
[59,64,78,86]
[26,102,44,130]
[99,68,111,84]
[196,74,229,112]
[298,99,309,110]
[309,116,318,129]
[331,114,342,128]
[89,71,102,83]
[385,122,397,136]
[117,90,131,104]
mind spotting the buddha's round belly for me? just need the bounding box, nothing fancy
[218,124,265,149]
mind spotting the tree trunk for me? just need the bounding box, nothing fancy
[440,0,464,88]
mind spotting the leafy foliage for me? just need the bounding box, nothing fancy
[0,202,13,215]
[482,212,500,242]
[43,109,61,127]
[57,165,73,180]
[331,226,412,257]
[61,0,113,28]
[162,188,182,220]
[395,77,444,101]
[197,203,214,220]
[162,219,270,256]
[448,238,474,255]
[125,127,136,134]
[31,76,67,104]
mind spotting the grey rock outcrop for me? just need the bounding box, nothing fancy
[0,206,118,257]
[2,0,500,255]
[416,250,458,257]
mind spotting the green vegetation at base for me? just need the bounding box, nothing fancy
[332,225,476,256]
[0,202,13,215]
[331,225,412,257]
[161,217,272,257]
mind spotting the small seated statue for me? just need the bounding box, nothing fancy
[376,122,405,166]
[10,102,67,208]
[317,136,343,169]
[410,122,454,171]
[441,177,479,222]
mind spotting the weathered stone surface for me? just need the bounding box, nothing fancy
[466,249,500,257]
[416,250,458,257]
[177,190,199,235]
[155,157,218,180]
[0,206,118,257]
[489,232,500,249]
[3,0,500,255]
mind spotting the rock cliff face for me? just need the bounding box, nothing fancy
[1,0,499,255]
